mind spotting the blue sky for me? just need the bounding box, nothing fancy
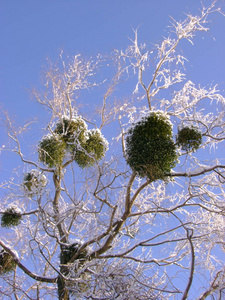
[1,0,225,118]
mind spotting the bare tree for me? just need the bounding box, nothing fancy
[0,2,225,299]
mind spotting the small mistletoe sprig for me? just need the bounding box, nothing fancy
[176,126,202,152]
[1,206,22,228]
[0,250,17,274]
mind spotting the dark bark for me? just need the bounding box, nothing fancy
[53,169,71,299]
[57,251,70,300]
[57,275,70,300]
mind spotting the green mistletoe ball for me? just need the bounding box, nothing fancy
[126,112,178,181]
[75,129,108,168]
[54,117,87,153]
[1,207,22,228]
[176,126,202,152]
[38,135,66,167]
[0,250,16,274]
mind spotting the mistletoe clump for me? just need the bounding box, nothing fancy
[1,206,22,228]
[39,116,108,168]
[75,129,108,168]
[126,112,178,181]
[54,117,87,153]
[23,169,47,194]
[0,250,16,274]
[38,134,67,167]
[176,126,202,152]
[60,242,87,265]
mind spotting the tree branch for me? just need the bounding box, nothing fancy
[0,240,57,283]
[181,228,195,300]
[170,165,225,178]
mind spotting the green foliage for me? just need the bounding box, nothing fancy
[75,129,107,168]
[38,135,66,167]
[1,207,22,228]
[39,117,108,168]
[126,112,178,181]
[54,117,87,153]
[0,250,16,274]
[176,126,202,152]
[23,170,47,194]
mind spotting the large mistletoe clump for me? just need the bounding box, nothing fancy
[126,111,178,181]
[38,116,108,168]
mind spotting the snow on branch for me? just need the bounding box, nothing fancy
[0,240,57,283]
[170,164,225,178]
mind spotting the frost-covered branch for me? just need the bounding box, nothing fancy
[0,240,57,283]
[170,164,225,178]
[199,269,225,300]
[181,229,195,300]
[34,53,101,119]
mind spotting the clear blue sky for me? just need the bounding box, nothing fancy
[1,0,225,115]
[0,0,225,172]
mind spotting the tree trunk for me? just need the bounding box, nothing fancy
[57,275,70,300]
